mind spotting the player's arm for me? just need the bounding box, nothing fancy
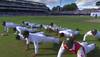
[57,41,66,57]
[25,38,30,50]
[83,31,92,41]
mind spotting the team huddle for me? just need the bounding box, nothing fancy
[1,21,99,57]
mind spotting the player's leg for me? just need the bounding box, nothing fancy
[80,42,96,54]
[85,43,96,54]
[44,37,60,44]
[6,27,9,32]
[4,26,7,32]
[77,47,86,57]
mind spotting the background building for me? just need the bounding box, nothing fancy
[0,0,50,16]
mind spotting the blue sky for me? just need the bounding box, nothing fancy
[47,0,99,10]
[26,0,99,10]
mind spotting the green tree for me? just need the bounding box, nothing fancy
[62,3,78,11]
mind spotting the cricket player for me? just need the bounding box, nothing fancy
[2,21,19,32]
[22,21,42,29]
[83,29,100,41]
[15,26,38,40]
[43,22,60,32]
[22,21,30,27]
[22,31,60,56]
[58,28,80,38]
[15,26,37,33]
[57,35,96,57]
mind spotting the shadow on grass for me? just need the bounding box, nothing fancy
[37,52,57,56]
[26,47,58,56]
[27,46,60,51]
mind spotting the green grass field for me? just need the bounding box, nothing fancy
[0,16,100,57]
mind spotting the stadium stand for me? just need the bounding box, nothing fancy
[0,0,50,16]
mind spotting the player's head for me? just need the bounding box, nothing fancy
[2,21,6,26]
[50,22,54,26]
[13,27,17,32]
[56,28,59,33]
[65,37,74,49]
[76,28,80,31]
[16,35,20,40]
[39,24,43,28]
[26,23,29,26]
[59,33,65,37]
[65,34,76,49]
[22,21,25,24]
[22,31,29,38]
[91,29,97,36]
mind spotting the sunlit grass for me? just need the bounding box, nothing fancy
[0,16,100,57]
